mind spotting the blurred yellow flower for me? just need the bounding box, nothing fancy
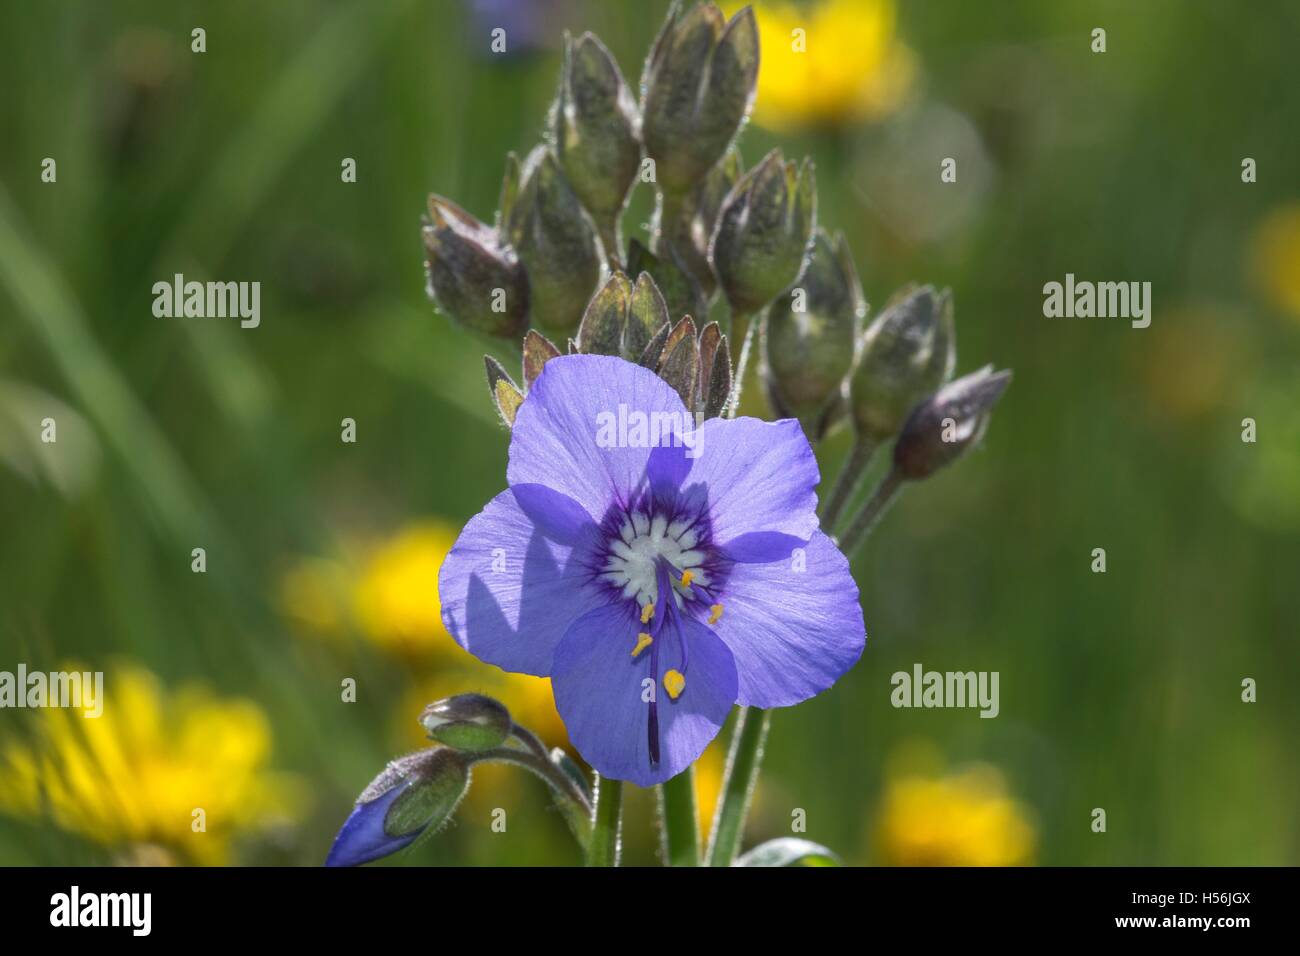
[279,520,459,661]
[693,741,726,833]
[1249,203,1300,320]
[874,749,1035,866]
[353,522,459,657]
[0,664,304,865]
[1140,305,1244,425]
[727,0,915,131]
[279,555,353,637]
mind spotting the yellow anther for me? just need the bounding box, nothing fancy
[640,603,655,624]
[663,669,686,699]
[631,632,654,658]
[708,603,724,625]
[680,569,694,588]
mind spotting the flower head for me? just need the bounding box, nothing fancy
[875,755,1035,866]
[279,520,460,662]
[1248,202,1300,321]
[730,0,915,132]
[0,664,302,865]
[439,355,865,786]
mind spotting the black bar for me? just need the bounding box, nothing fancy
[0,866,1287,941]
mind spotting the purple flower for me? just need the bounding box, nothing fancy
[439,355,865,786]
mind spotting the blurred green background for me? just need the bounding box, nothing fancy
[1,0,1297,866]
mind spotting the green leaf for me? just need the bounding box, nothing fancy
[733,838,841,867]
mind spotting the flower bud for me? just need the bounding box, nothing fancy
[550,32,640,244]
[641,3,758,195]
[763,229,865,440]
[893,366,1012,480]
[849,285,957,442]
[711,150,816,316]
[325,749,470,867]
[422,195,529,339]
[420,693,512,752]
[577,271,672,361]
[505,146,602,333]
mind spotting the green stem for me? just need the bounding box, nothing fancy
[654,189,688,254]
[705,707,770,866]
[658,769,701,866]
[838,466,906,556]
[597,216,624,272]
[509,722,549,759]
[472,747,590,816]
[470,746,593,851]
[726,312,758,417]
[819,435,878,532]
[586,775,623,867]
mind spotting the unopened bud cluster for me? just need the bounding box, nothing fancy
[422,2,1009,466]
[423,3,821,428]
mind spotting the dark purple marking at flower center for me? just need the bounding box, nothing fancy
[589,498,731,768]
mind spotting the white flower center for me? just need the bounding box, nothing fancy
[602,511,708,609]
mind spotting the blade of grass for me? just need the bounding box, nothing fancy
[0,181,217,549]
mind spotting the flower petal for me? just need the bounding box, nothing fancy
[712,530,864,707]
[551,602,738,787]
[439,487,605,676]
[507,354,691,521]
[651,416,821,557]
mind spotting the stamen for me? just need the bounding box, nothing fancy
[680,569,694,588]
[640,603,655,624]
[663,669,686,700]
[708,603,724,624]
[631,632,654,658]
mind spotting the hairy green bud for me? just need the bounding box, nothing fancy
[379,749,471,838]
[551,32,640,253]
[763,229,865,440]
[505,146,602,333]
[641,2,758,195]
[711,149,816,316]
[420,693,512,752]
[849,285,957,442]
[422,195,529,339]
